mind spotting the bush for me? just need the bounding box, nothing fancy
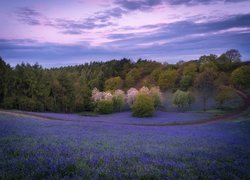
[132,93,155,117]
[95,100,113,114]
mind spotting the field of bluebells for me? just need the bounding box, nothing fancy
[0,112,250,179]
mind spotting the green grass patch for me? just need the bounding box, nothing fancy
[78,111,99,117]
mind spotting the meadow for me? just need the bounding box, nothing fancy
[0,111,249,179]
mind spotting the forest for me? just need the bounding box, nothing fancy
[0,49,250,114]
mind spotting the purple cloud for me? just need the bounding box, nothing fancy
[106,13,250,46]
[14,6,124,34]
[115,0,163,10]
[115,0,250,11]
[15,7,42,25]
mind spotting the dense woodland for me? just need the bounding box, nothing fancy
[0,49,250,113]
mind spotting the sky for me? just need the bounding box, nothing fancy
[0,0,250,67]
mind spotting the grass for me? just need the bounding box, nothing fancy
[0,112,249,179]
[78,111,99,117]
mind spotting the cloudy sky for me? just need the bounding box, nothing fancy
[0,0,250,67]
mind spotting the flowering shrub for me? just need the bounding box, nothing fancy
[132,93,155,117]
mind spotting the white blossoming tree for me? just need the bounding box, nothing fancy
[139,86,150,95]
[103,92,113,101]
[126,88,138,108]
[91,88,103,102]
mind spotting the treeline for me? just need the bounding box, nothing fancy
[0,49,249,112]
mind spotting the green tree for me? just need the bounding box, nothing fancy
[199,61,218,72]
[105,76,123,91]
[178,62,199,90]
[225,49,241,62]
[135,59,161,76]
[79,73,92,111]
[230,66,250,89]
[0,58,11,104]
[125,68,141,88]
[57,72,74,112]
[183,63,198,78]
[13,63,47,111]
[180,75,192,91]
[73,79,86,112]
[217,49,241,72]
[199,54,218,72]
[132,93,155,117]
[150,68,162,83]
[199,54,217,64]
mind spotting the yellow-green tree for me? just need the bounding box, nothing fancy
[158,69,177,91]
[104,76,123,91]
